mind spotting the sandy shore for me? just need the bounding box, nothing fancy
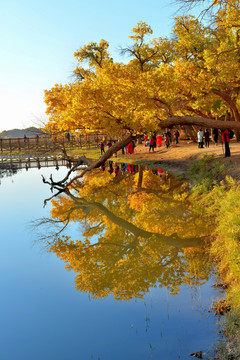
[121,139,240,179]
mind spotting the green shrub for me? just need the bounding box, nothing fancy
[187,154,225,193]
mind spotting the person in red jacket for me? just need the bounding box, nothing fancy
[221,129,231,157]
[126,141,134,154]
[156,134,163,147]
[149,136,155,152]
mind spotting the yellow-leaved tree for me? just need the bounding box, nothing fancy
[44,0,240,143]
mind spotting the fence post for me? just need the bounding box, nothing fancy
[36,135,39,149]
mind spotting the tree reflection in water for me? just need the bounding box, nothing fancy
[38,164,215,300]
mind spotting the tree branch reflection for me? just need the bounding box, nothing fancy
[37,165,214,300]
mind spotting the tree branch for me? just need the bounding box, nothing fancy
[158,115,240,130]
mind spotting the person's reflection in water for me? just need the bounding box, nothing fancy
[108,161,113,174]
[100,163,106,172]
[121,163,126,173]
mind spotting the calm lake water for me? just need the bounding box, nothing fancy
[0,162,222,360]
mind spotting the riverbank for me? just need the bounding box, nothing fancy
[119,139,240,180]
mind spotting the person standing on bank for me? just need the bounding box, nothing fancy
[152,134,157,150]
[156,134,163,147]
[165,132,170,149]
[166,129,172,144]
[174,129,180,144]
[197,128,204,148]
[204,129,210,148]
[149,136,155,152]
[221,129,231,157]
[99,141,105,154]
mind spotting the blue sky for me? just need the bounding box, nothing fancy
[0,0,181,132]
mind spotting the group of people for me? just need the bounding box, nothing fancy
[99,140,136,156]
[99,127,234,160]
[100,161,139,176]
[99,140,114,154]
[197,129,211,148]
[197,128,233,157]
[100,160,167,178]
[145,129,180,152]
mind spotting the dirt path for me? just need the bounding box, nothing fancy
[121,140,240,179]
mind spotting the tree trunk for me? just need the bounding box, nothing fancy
[66,192,203,249]
[183,125,197,143]
[42,133,135,190]
[235,130,240,142]
[211,89,240,142]
[192,125,199,135]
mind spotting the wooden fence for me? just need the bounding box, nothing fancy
[0,133,106,153]
[0,155,85,171]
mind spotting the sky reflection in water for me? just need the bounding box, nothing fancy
[0,164,222,360]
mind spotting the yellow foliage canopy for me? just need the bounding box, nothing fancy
[44,1,240,137]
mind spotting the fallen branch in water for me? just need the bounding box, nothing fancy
[42,133,134,193]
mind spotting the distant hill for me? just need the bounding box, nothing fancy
[0,127,45,139]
